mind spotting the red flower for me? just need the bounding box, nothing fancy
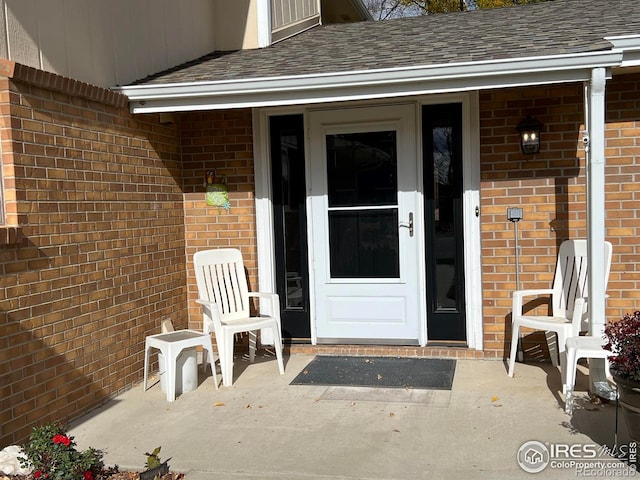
[83,471,94,480]
[34,471,42,478]
[52,434,71,446]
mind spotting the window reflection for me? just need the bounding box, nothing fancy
[329,210,399,278]
[432,125,456,309]
[326,131,400,279]
[326,132,397,207]
[279,134,305,309]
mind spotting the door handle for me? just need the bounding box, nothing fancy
[399,212,414,237]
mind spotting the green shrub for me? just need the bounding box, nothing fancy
[18,422,104,480]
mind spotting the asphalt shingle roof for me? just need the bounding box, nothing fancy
[131,0,640,86]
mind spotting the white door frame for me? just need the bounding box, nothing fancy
[253,94,482,349]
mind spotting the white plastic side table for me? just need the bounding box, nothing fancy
[565,335,614,414]
[143,330,218,401]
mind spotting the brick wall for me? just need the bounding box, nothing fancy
[479,73,640,358]
[0,62,186,447]
[180,109,258,331]
[604,74,640,315]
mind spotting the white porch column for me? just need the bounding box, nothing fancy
[586,67,607,335]
[586,67,611,396]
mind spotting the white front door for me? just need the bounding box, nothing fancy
[309,104,421,344]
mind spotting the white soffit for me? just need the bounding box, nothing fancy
[115,50,622,113]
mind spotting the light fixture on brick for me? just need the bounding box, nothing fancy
[516,115,542,154]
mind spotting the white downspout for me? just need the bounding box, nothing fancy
[586,67,611,396]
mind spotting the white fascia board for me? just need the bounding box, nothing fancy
[116,50,622,113]
[606,35,640,67]
[606,34,640,49]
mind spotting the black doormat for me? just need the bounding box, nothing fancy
[290,356,456,390]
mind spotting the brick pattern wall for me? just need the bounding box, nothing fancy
[479,74,640,358]
[180,110,259,331]
[604,74,640,315]
[0,63,186,447]
[0,75,19,233]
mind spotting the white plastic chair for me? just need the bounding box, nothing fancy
[193,248,285,387]
[507,239,612,389]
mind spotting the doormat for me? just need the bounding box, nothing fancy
[290,356,456,390]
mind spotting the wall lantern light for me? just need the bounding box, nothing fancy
[516,115,543,154]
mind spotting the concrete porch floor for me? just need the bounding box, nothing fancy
[68,353,635,480]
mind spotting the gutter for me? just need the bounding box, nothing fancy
[115,50,624,113]
[606,35,640,68]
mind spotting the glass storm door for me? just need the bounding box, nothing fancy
[309,105,421,344]
[423,103,466,342]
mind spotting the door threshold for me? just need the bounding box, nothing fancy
[284,338,312,345]
[286,343,484,359]
[426,340,468,348]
